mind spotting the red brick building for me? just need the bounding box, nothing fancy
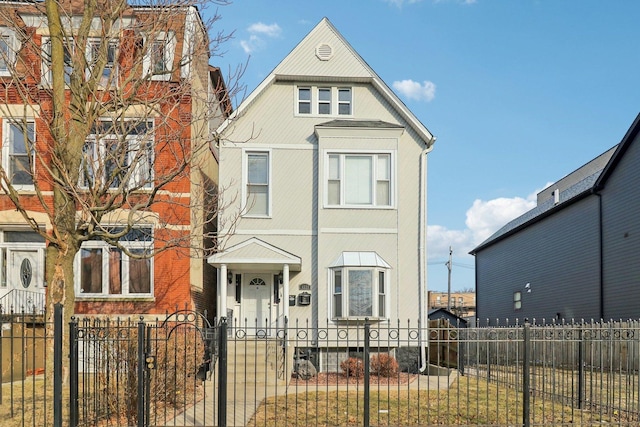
[0,1,227,318]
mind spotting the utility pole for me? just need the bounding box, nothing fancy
[446,246,453,311]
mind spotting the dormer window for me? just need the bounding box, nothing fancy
[296,86,353,116]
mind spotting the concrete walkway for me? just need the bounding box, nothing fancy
[164,370,458,427]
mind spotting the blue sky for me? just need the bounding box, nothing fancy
[208,0,640,292]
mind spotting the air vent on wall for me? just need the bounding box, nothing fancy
[316,43,333,61]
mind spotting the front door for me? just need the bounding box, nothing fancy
[243,273,272,332]
[11,250,40,290]
[8,249,42,311]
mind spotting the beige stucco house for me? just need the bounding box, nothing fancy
[208,18,435,345]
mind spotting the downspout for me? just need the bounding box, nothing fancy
[595,192,604,320]
[419,136,436,373]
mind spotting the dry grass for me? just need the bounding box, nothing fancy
[250,375,638,426]
[1,375,57,427]
[0,374,205,427]
[4,371,640,426]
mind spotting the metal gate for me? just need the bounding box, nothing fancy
[68,309,219,427]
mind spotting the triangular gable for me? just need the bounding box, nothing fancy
[594,112,640,191]
[273,17,372,80]
[217,18,435,147]
[208,237,301,269]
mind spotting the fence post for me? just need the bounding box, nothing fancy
[53,303,62,427]
[364,318,370,427]
[218,317,228,427]
[522,320,530,427]
[578,326,584,409]
[69,317,79,427]
[145,326,152,426]
[137,318,146,427]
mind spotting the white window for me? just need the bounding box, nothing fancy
[244,151,270,216]
[330,252,390,319]
[143,31,176,81]
[41,37,74,86]
[318,88,331,114]
[298,87,311,114]
[87,38,118,87]
[77,226,153,297]
[338,88,352,115]
[3,120,35,188]
[326,152,393,207]
[295,86,353,116]
[0,28,16,76]
[81,119,154,190]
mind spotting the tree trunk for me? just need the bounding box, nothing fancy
[45,238,78,385]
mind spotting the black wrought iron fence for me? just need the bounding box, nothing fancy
[3,309,640,427]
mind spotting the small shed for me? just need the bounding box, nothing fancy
[428,308,468,371]
[428,308,469,328]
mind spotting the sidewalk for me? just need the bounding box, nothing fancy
[164,370,458,427]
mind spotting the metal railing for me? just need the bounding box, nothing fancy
[0,289,46,316]
[4,313,640,426]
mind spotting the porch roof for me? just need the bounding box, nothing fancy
[207,237,302,272]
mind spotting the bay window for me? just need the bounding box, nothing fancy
[326,152,393,207]
[77,226,153,297]
[330,252,390,319]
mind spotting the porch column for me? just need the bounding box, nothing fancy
[220,264,228,319]
[283,264,290,322]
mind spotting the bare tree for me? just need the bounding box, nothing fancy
[0,0,241,326]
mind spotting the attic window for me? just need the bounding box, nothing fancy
[316,43,333,61]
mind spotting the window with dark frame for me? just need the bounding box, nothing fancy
[514,291,522,310]
[79,226,153,297]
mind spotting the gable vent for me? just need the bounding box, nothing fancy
[315,43,333,61]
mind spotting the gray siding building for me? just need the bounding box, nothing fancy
[471,114,640,324]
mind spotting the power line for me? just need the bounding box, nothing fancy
[452,262,474,269]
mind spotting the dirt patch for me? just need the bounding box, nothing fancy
[290,372,417,386]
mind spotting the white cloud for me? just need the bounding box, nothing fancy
[428,225,473,258]
[240,22,282,54]
[247,22,282,38]
[465,195,536,244]
[428,190,538,260]
[392,79,436,102]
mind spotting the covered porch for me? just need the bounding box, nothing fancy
[208,238,302,329]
